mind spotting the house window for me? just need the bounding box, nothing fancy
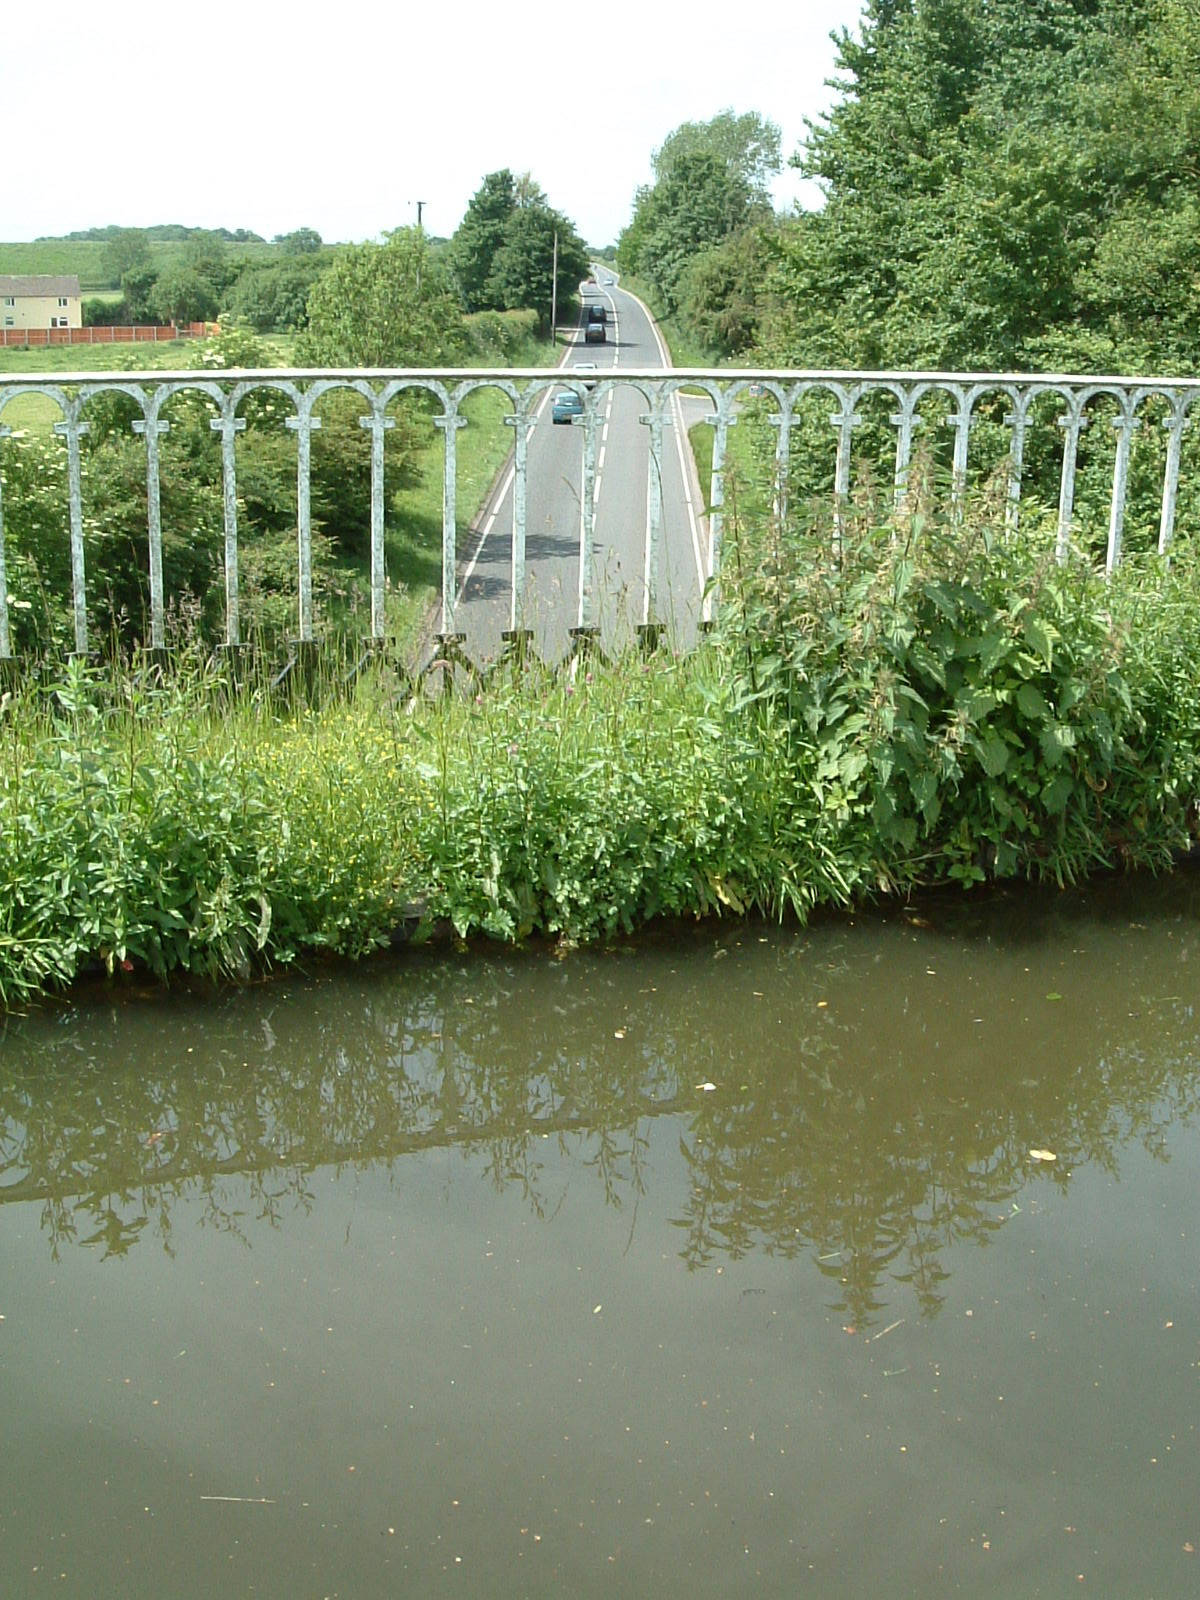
[4,317,13,327]
[58,296,69,307]
[51,316,69,328]
[3,296,14,306]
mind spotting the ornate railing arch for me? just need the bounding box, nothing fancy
[2,365,1199,668]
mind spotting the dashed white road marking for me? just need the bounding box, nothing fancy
[635,291,707,593]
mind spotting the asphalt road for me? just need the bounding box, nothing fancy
[454,279,709,664]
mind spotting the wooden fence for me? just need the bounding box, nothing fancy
[0,323,212,349]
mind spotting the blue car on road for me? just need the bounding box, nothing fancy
[552,390,584,424]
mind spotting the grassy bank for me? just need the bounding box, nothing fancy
[616,275,720,370]
[3,489,1199,1010]
[0,238,280,291]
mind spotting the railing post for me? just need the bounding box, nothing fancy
[1056,400,1088,564]
[1159,401,1189,557]
[359,405,396,641]
[1106,406,1140,573]
[504,406,534,632]
[285,406,321,642]
[434,406,468,636]
[210,410,247,646]
[703,403,736,623]
[947,390,973,522]
[0,423,10,659]
[890,389,922,512]
[1003,392,1030,536]
[131,416,170,650]
[577,410,599,630]
[770,400,792,532]
[830,393,863,551]
[53,410,92,655]
[640,401,666,626]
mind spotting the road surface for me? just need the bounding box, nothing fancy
[454,279,709,663]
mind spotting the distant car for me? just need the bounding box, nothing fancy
[586,303,607,324]
[571,362,598,387]
[584,321,606,344]
[602,276,615,285]
[552,390,584,424]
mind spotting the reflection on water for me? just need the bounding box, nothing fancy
[2,867,1199,1597]
[4,873,1200,1325]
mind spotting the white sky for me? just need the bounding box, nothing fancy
[2,0,866,248]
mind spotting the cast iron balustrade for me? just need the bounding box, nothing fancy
[1,366,1197,667]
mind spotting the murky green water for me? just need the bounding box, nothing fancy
[2,870,1199,1597]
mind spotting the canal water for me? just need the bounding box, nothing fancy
[2,869,1198,1598]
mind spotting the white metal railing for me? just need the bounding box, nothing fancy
[1,366,1197,663]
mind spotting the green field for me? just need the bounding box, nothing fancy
[0,337,298,429]
[0,237,287,292]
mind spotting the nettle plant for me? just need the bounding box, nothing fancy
[714,460,1177,892]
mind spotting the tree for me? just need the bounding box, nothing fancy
[148,268,218,326]
[677,225,773,357]
[224,258,325,331]
[120,264,158,323]
[618,109,778,314]
[298,227,466,366]
[619,150,756,311]
[759,0,1178,372]
[275,227,324,255]
[652,109,783,203]
[484,204,589,330]
[450,170,518,310]
[450,169,588,324]
[103,228,152,288]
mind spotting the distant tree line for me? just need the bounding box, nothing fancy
[78,225,336,331]
[74,178,591,343]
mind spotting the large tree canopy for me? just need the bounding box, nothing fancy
[618,111,777,314]
[299,227,466,366]
[652,109,782,203]
[757,0,1200,373]
[449,169,589,326]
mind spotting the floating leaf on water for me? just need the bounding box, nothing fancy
[1029,1148,1057,1162]
[1045,992,1063,1001]
[695,1081,716,1092]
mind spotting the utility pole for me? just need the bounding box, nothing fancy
[407,202,427,295]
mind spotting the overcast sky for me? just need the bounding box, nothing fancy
[4,1,867,248]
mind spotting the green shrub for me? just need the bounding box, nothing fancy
[2,485,1199,1009]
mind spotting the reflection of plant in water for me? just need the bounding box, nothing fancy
[671,991,1200,1326]
[3,916,1200,1323]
